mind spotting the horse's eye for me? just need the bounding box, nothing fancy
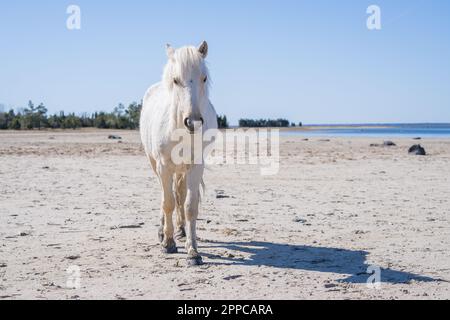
[203,76,207,83]
[174,79,180,86]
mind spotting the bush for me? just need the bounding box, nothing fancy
[217,115,229,129]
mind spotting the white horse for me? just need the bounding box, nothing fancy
[140,41,218,266]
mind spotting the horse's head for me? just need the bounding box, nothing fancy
[163,41,210,133]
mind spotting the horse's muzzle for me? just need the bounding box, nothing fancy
[184,117,204,133]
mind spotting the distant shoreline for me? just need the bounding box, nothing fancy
[238,123,450,130]
[2,123,450,140]
[235,123,450,139]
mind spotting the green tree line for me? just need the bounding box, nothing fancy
[0,101,230,130]
[238,118,301,128]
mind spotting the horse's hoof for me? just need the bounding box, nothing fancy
[175,227,186,240]
[186,256,203,267]
[161,240,178,254]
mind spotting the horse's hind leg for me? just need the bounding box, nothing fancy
[158,165,177,254]
[158,209,165,243]
[174,174,187,240]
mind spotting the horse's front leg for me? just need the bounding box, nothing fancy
[174,174,187,240]
[148,156,166,243]
[158,165,177,254]
[185,165,204,266]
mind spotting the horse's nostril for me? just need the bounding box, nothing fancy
[184,117,203,132]
[184,118,194,132]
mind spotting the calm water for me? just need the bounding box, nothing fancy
[281,124,450,138]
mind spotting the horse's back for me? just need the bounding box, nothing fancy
[140,82,166,156]
[142,82,162,116]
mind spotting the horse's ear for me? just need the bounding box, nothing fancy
[198,41,208,58]
[166,44,175,59]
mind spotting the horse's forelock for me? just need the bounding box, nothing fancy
[164,46,208,84]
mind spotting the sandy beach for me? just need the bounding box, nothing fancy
[0,129,449,300]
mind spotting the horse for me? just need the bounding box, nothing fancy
[140,41,218,266]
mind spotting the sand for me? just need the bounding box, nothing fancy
[0,129,449,300]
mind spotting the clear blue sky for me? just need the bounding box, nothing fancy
[1,0,449,124]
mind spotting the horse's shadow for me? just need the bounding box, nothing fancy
[202,241,440,284]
